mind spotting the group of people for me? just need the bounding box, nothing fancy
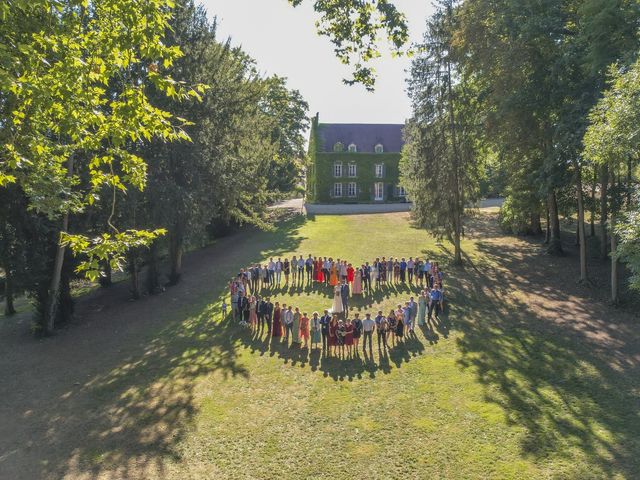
[232,255,444,295]
[225,254,447,359]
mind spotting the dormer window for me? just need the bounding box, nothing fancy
[333,142,344,152]
[348,143,357,153]
[375,144,384,153]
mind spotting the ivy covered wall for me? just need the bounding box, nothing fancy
[311,152,402,203]
[306,116,406,204]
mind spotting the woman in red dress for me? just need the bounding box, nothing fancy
[344,317,354,358]
[328,315,338,357]
[272,302,282,338]
[347,264,355,285]
[315,258,324,283]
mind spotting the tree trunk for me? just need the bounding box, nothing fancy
[575,165,588,282]
[130,252,141,300]
[99,257,112,287]
[546,191,563,255]
[44,154,74,335]
[544,207,551,244]
[589,169,596,236]
[4,270,16,316]
[146,240,160,294]
[610,214,618,304]
[599,164,609,260]
[168,226,184,285]
[530,212,542,235]
[627,156,633,207]
[453,213,462,264]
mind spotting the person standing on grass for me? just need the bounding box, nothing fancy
[264,297,274,333]
[238,291,249,323]
[336,319,346,358]
[340,280,350,314]
[272,302,282,338]
[417,290,427,327]
[255,295,264,332]
[402,301,412,334]
[275,258,282,286]
[328,315,338,356]
[292,307,301,345]
[300,312,310,348]
[320,309,331,351]
[283,305,294,343]
[230,279,239,321]
[268,258,276,286]
[311,312,322,349]
[306,254,313,284]
[428,288,440,321]
[249,296,258,330]
[408,296,417,332]
[407,257,414,283]
[371,260,379,290]
[332,284,344,315]
[344,317,354,358]
[362,313,375,357]
[283,258,291,285]
[297,256,305,286]
[347,263,355,286]
[323,257,331,286]
[380,257,387,286]
[387,309,397,347]
[291,255,297,284]
[352,313,362,353]
[352,266,363,295]
[395,304,404,342]
[400,257,407,283]
[375,310,388,351]
[363,262,371,292]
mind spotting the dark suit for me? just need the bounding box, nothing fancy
[362,266,371,291]
[263,301,274,331]
[320,314,331,349]
[256,299,265,330]
[340,283,349,313]
[237,296,249,322]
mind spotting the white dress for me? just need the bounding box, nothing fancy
[332,286,344,313]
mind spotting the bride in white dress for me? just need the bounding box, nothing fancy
[331,285,343,314]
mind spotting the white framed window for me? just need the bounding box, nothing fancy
[333,142,344,152]
[375,163,384,178]
[374,182,384,201]
[396,185,407,197]
[347,182,357,197]
[348,143,357,153]
[375,144,384,153]
[333,182,343,197]
[348,163,357,177]
[333,162,343,177]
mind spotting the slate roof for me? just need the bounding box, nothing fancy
[317,123,404,153]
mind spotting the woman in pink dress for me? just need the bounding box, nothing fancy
[272,302,282,338]
[352,266,363,295]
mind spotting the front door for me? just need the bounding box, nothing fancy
[374,182,384,201]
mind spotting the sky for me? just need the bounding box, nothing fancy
[202,0,434,125]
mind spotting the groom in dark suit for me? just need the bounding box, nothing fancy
[340,281,350,315]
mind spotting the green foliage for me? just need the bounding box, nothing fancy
[289,0,409,90]
[311,152,401,203]
[1,0,202,277]
[615,192,640,292]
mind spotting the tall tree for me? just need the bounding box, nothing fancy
[402,0,481,264]
[1,0,199,333]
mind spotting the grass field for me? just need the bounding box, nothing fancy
[1,209,639,479]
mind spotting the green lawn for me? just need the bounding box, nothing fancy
[2,210,639,479]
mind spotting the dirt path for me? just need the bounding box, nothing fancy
[0,209,638,479]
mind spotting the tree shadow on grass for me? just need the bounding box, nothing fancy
[0,214,309,480]
[446,236,640,478]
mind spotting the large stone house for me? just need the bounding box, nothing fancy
[306,114,407,204]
